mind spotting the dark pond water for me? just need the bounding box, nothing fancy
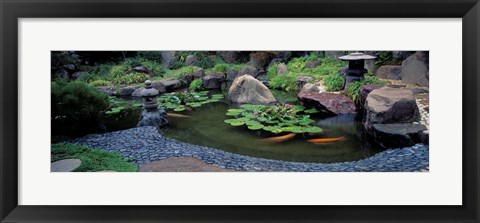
[161,102,384,163]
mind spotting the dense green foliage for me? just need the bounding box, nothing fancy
[52,80,110,119]
[345,76,386,103]
[224,103,322,134]
[268,54,347,92]
[51,80,110,136]
[323,74,344,92]
[189,79,204,91]
[176,51,215,69]
[111,72,148,85]
[51,143,138,172]
[375,51,402,67]
[89,80,112,87]
[158,91,223,112]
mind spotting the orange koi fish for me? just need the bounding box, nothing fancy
[260,133,296,143]
[307,137,345,144]
[167,113,190,118]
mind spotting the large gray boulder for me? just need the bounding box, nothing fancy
[161,51,178,69]
[304,60,321,69]
[118,85,141,97]
[393,51,415,61]
[376,65,402,80]
[298,92,356,115]
[193,68,205,79]
[185,55,198,66]
[159,79,182,92]
[226,69,239,82]
[228,75,276,105]
[371,123,427,148]
[400,51,429,86]
[202,73,224,89]
[54,68,70,79]
[359,84,384,107]
[238,65,259,78]
[296,76,314,91]
[248,52,273,70]
[218,51,240,63]
[363,87,420,129]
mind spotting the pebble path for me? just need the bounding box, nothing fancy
[71,126,429,172]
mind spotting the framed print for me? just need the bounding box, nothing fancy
[1,0,479,222]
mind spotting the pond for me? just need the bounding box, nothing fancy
[161,102,384,163]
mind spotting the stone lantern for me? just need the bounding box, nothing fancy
[338,52,376,88]
[137,80,168,128]
[140,80,159,112]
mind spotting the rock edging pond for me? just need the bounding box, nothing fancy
[71,126,429,172]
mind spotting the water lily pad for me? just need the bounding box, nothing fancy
[224,119,237,124]
[230,121,245,126]
[299,118,315,125]
[248,124,264,130]
[246,120,260,126]
[226,111,242,116]
[263,125,282,133]
[174,107,186,112]
[243,113,257,119]
[228,109,245,113]
[303,126,323,133]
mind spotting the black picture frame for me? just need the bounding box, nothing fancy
[1,0,479,222]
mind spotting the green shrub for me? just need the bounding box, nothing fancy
[111,72,148,85]
[287,57,306,73]
[267,63,279,77]
[52,80,109,119]
[77,73,100,83]
[139,59,165,76]
[269,72,298,92]
[212,63,229,75]
[189,79,204,91]
[122,57,142,67]
[109,64,129,79]
[345,76,386,103]
[89,80,112,87]
[177,51,214,69]
[51,143,138,172]
[323,74,344,92]
[92,64,113,76]
[305,52,320,61]
[375,51,402,67]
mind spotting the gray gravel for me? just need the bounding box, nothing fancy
[71,126,429,172]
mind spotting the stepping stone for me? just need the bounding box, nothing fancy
[51,159,81,172]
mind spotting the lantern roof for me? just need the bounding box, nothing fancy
[140,80,159,97]
[338,52,376,61]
